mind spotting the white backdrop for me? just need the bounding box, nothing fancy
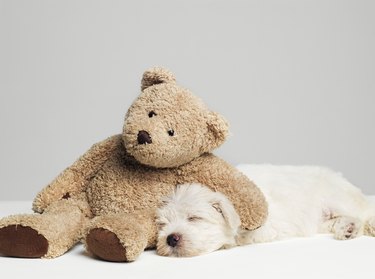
[0,0,374,200]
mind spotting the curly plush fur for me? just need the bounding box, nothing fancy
[0,68,267,262]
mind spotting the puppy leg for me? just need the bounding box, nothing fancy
[236,223,275,246]
[236,229,254,246]
[364,217,375,237]
[320,216,363,240]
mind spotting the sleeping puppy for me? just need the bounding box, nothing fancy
[156,165,375,257]
[156,183,240,257]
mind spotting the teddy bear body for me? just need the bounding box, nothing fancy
[86,138,176,216]
[85,138,260,218]
[0,68,268,262]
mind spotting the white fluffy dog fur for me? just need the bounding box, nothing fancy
[156,182,240,257]
[156,165,375,257]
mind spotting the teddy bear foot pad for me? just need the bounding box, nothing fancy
[86,228,127,262]
[0,225,48,258]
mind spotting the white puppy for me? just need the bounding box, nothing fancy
[156,184,241,257]
[156,165,375,257]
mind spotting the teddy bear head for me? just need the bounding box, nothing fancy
[122,67,229,168]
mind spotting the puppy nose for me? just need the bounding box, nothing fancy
[137,130,152,144]
[166,234,181,247]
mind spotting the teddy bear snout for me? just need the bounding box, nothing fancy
[137,130,152,145]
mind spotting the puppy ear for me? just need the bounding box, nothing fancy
[211,195,240,232]
[141,67,176,91]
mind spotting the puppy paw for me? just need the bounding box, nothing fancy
[334,217,362,240]
[364,217,375,236]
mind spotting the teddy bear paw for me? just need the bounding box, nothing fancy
[86,228,127,262]
[0,225,48,258]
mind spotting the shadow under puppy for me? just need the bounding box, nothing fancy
[156,165,375,257]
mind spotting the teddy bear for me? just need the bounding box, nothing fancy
[0,67,268,262]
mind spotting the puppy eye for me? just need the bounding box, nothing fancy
[168,129,175,136]
[148,111,157,118]
[157,222,167,229]
[212,203,223,214]
[187,216,203,222]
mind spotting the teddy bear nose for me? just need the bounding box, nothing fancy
[137,130,152,144]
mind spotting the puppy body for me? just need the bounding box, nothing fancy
[236,165,375,245]
[157,165,375,257]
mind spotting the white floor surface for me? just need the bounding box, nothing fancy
[1,200,374,279]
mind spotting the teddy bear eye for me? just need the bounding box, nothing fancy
[168,129,175,136]
[148,111,157,118]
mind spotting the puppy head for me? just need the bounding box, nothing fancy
[156,183,241,257]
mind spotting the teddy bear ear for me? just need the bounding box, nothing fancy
[141,67,176,91]
[204,112,229,151]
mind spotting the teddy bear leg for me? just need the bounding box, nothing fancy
[0,198,90,258]
[85,210,156,262]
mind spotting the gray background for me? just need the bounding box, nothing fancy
[0,0,374,200]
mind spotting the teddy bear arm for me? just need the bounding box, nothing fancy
[218,170,268,230]
[32,134,123,213]
[185,155,268,230]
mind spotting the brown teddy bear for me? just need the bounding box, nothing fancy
[0,67,268,262]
